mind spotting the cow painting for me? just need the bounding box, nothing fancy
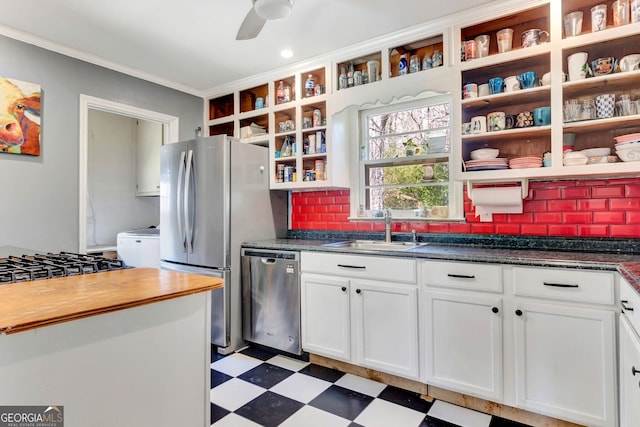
[0,77,41,156]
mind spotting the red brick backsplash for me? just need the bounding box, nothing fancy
[290,177,640,238]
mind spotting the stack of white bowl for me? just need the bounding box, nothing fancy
[614,133,640,162]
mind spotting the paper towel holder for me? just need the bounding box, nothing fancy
[466,178,529,200]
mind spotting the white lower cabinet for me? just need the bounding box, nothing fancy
[619,315,640,427]
[300,274,351,361]
[424,290,503,401]
[512,300,616,427]
[619,276,640,427]
[423,261,617,427]
[512,267,617,427]
[301,252,419,380]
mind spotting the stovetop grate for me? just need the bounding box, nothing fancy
[0,252,127,284]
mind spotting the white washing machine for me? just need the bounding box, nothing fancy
[116,228,160,268]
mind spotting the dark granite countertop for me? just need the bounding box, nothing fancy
[242,237,640,293]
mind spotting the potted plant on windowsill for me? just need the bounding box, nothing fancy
[403,139,425,156]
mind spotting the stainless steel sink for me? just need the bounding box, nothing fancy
[322,240,424,251]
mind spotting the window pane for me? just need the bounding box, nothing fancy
[358,98,453,219]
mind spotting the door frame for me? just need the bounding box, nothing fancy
[78,95,179,253]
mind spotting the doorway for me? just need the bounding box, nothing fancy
[78,95,179,253]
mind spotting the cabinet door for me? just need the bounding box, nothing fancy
[136,119,164,196]
[619,315,640,427]
[351,279,419,379]
[513,300,616,427]
[424,290,503,401]
[300,273,350,361]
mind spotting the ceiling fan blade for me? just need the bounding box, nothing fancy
[236,7,266,40]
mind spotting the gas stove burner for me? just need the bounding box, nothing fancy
[0,252,128,284]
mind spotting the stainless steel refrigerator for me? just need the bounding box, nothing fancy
[159,135,286,352]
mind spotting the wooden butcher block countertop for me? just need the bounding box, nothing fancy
[0,268,223,335]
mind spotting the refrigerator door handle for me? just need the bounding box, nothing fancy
[184,149,195,253]
[176,150,187,252]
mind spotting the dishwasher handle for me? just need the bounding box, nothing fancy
[261,257,277,264]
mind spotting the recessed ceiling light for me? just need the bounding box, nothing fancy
[280,49,293,58]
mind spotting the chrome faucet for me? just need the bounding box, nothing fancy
[384,209,392,243]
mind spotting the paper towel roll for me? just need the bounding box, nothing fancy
[471,186,523,222]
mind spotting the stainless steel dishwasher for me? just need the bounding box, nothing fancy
[241,249,301,355]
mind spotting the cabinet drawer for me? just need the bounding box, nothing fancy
[620,276,640,335]
[422,260,502,292]
[301,252,416,284]
[513,267,615,305]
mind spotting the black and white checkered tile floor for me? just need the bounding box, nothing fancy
[210,346,532,427]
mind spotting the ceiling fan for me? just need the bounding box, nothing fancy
[236,0,295,40]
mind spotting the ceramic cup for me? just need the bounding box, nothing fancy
[564,11,584,37]
[504,76,520,92]
[367,60,379,83]
[505,114,517,129]
[462,122,472,135]
[462,82,478,99]
[255,97,265,109]
[567,52,588,80]
[613,0,630,26]
[517,71,537,89]
[591,4,607,32]
[488,77,504,94]
[633,0,640,23]
[471,115,487,133]
[533,106,551,126]
[596,94,616,118]
[465,40,477,60]
[619,54,640,71]
[591,57,617,76]
[487,111,506,131]
[475,35,490,58]
[515,111,534,128]
[521,29,549,48]
[478,83,490,97]
[497,28,513,53]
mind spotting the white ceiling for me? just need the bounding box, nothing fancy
[0,0,497,96]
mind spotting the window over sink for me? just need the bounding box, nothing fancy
[352,95,462,220]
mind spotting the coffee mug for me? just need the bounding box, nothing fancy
[521,29,549,48]
[471,116,487,133]
[463,82,478,99]
[504,76,520,92]
[591,4,607,32]
[465,40,478,60]
[591,57,617,76]
[487,111,506,131]
[497,28,513,53]
[462,122,472,135]
[533,107,551,126]
[596,94,616,118]
[478,83,490,97]
[568,52,589,80]
[255,97,265,109]
[613,0,629,26]
[516,111,534,128]
[620,54,640,71]
[475,35,490,58]
[564,11,584,37]
[505,114,517,129]
[488,77,504,94]
[517,71,537,89]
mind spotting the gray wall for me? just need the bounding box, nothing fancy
[0,35,203,253]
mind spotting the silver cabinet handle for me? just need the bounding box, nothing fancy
[176,150,186,252]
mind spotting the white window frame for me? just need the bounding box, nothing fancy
[350,94,463,221]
